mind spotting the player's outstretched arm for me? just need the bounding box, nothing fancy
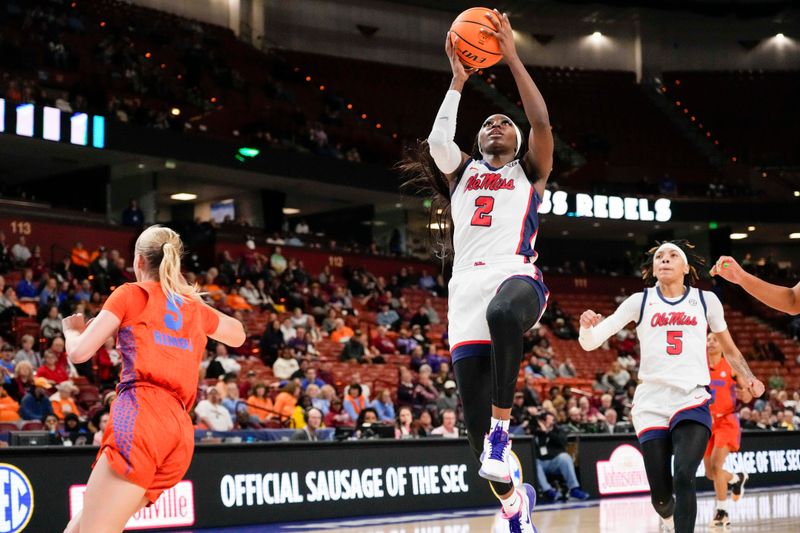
[578,294,641,351]
[482,10,553,194]
[711,256,800,315]
[427,33,472,180]
[715,329,765,399]
[207,305,247,347]
[63,310,121,364]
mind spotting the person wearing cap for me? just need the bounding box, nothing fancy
[437,380,459,413]
[578,240,764,533]
[20,377,54,421]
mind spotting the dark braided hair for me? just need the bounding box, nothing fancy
[640,239,706,286]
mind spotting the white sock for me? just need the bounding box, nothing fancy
[728,473,739,485]
[661,516,674,529]
[501,489,522,516]
[716,499,728,512]
[491,417,510,433]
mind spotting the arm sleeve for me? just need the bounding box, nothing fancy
[102,284,147,324]
[578,293,643,351]
[703,291,728,333]
[428,90,464,174]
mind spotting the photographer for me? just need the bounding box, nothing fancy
[533,411,590,502]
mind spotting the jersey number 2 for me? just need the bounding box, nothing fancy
[471,196,495,227]
[666,330,683,355]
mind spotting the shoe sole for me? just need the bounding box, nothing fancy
[524,484,538,533]
[478,466,512,484]
[732,473,748,502]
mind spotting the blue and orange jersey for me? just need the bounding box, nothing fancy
[102,281,219,409]
[708,356,737,417]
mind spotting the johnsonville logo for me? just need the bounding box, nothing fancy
[69,481,195,529]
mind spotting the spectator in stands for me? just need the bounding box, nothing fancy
[377,303,401,330]
[534,411,590,501]
[598,409,631,434]
[324,397,354,428]
[418,270,436,292]
[270,246,287,275]
[50,381,80,420]
[245,382,273,424]
[321,308,338,335]
[260,319,285,365]
[273,382,300,423]
[565,407,588,434]
[7,360,34,402]
[121,199,144,229]
[330,318,354,344]
[0,386,20,422]
[15,269,37,301]
[288,326,312,357]
[414,365,439,414]
[89,247,112,294]
[558,358,577,378]
[0,285,26,321]
[40,306,64,340]
[225,287,252,312]
[36,347,69,384]
[409,306,431,331]
[70,242,91,279]
[525,355,544,378]
[395,328,418,355]
[436,380,459,413]
[201,268,225,303]
[421,297,440,325]
[304,384,326,415]
[602,361,630,392]
[195,388,234,432]
[0,235,10,273]
[343,383,368,421]
[396,405,421,439]
[418,409,434,436]
[222,382,248,418]
[273,347,300,380]
[540,357,558,380]
[510,392,532,433]
[521,374,541,407]
[210,343,241,377]
[410,324,427,348]
[74,279,92,303]
[38,277,59,314]
[397,367,415,407]
[433,361,453,389]
[370,325,397,355]
[11,236,31,266]
[739,407,756,430]
[372,389,396,424]
[92,412,110,446]
[62,413,90,445]
[592,372,613,394]
[95,337,120,386]
[301,367,325,390]
[20,377,54,421]
[292,407,324,441]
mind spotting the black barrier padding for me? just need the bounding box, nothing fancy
[0,437,535,530]
[576,431,800,498]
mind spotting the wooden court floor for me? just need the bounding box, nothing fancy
[264,485,800,532]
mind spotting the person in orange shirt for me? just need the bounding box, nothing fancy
[201,267,225,303]
[0,387,21,422]
[329,318,355,344]
[61,226,245,533]
[71,241,92,279]
[272,381,299,423]
[225,287,253,312]
[704,332,753,529]
[246,382,274,423]
[50,381,81,420]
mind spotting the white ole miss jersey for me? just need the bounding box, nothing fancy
[450,159,540,265]
[635,286,723,392]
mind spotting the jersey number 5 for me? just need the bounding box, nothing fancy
[666,330,683,355]
[164,295,184,331]
[471,196,495,227]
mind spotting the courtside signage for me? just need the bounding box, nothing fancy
[540,190,672,222]
[0,464,34,533]
[69,481,195,530]
[596,444,650,495]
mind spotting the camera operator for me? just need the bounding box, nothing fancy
[355,407,383,439]
[533,411,590,503]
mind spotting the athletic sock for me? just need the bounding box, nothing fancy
[490,417,510,433]
[501,489,522,516]
[661,516,674,529]
[728,473,739,485]
[716,499,728,512]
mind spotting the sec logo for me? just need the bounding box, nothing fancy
[0,464,34,532]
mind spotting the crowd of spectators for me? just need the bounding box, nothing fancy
[0,228,798,451]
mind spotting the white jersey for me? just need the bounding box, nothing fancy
[451,159,540,266]
[579,285,727,393]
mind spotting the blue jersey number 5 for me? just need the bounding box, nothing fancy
[164,295,183,331]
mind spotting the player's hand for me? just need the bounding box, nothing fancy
[482,9,519,63]
[446,32,476,82]
[579,310,602,329]
[746,377,766,398]
[710,256,745,284]
[62,313,87,334]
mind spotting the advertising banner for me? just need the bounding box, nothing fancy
[0,437,534,531]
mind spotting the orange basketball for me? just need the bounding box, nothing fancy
[450,7,503,69]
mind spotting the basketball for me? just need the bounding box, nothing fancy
[450,7,503,69]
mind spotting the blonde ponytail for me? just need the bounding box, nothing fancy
[135,225,200,299]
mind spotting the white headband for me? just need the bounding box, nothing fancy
[655,242,687,265]
[478,115,522,158]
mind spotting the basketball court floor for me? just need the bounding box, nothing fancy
[197,484,800,532]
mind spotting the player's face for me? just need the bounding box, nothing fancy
[479,114,516,155]
[707,333,721,356]
[653,248,689,283]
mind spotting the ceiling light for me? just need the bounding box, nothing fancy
[170,107,181,116]
[789,233,800,239]
[794,191,800,197]
[747,226,756,231]
[282,208,300,215]
[729,233,748,240]
[592,31,602,38]
[170,193,196,201]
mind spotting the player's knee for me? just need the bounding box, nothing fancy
[673,463,696,489]
[705,464,718,480]
[651,496,674,517]
[486,298,519,329]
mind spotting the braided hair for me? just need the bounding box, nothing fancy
[640,239,706,286]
